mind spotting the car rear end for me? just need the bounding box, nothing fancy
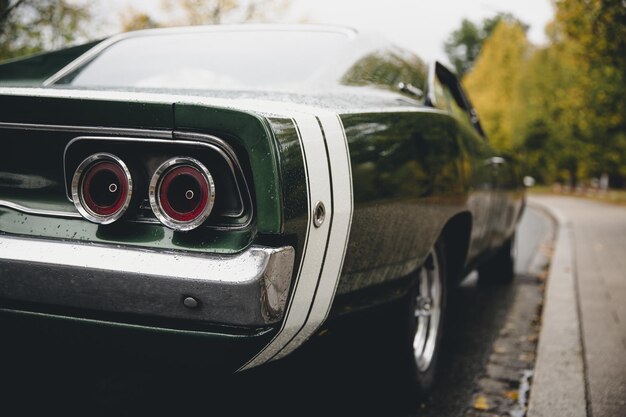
[0,88,301,371]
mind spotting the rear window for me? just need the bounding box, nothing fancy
[55,30,351,91]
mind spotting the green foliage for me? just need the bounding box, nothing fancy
[451,5,626,187]
[0,0,91,61]
[554,0,626,186]
[443,19,482,77]
[443,13,528,76]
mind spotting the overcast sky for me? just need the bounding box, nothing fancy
[99,0,554,63]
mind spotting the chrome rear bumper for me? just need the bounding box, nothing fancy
[0,235,294,327]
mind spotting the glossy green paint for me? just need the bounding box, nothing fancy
[333,105,524,299]
[0,209,253,253]
[266,118,307,230]
[174,104,283,234]
[455,118,503,261]
[262,117,308,273]
[337,109,470,295]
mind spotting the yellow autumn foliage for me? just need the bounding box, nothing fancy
[463,21,529,152]
[460,4,626,186]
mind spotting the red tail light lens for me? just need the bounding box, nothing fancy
[149,157,215,231]
[71,153,133,224]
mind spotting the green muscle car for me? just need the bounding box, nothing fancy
[0,25,525,390]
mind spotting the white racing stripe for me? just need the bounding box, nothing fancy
[272,113,353,360]
[239,113,334,370]
[239,111,353,370]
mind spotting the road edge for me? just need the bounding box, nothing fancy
[526,198,587,417]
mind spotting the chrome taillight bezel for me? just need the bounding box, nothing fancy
[149,156,216,231]
[71,152,133,224]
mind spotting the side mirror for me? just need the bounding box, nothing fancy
[426,61,486,138]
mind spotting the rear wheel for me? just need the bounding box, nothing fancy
[390,241,447,392]
[478,233,516,285]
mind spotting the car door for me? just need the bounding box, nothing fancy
[489,151,524,248]
[426,62,506,259]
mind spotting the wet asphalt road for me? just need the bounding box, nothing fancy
[0,207,552,416]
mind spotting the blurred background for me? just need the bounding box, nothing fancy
[1,0,625,196]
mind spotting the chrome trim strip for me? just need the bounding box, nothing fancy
[0,234,295,326]
[0,200,81,218]
[0,121,172,139]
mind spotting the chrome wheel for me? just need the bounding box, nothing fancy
[413,249,442,372]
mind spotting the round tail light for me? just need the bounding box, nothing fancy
[71,153,133,224]
[149,157,215,231]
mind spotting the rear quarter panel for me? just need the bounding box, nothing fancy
[337,109,470,295]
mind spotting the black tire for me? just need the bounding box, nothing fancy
[478,233,516,285]
[389,240,447,393]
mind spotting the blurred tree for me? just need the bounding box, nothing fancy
[554,0,626,187]
[0,0,91,60]
[163,0,238,25]
[120,8,160,32]
[120,0,290,32]
[161,0,289,25]
[514,32,592,185]
[444,13,527,76]
[463,20,530,151]
[443,19,481,77]
[481,13,528,39]
[450,5,626,188]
